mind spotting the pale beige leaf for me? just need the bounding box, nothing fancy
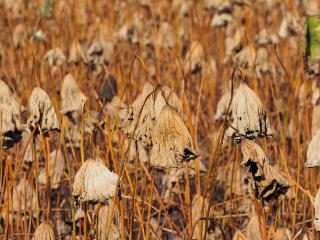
[44,47,66,66]
[32,223,55,240]
[305,130,320,167]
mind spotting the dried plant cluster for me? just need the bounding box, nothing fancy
[0,0,320,239]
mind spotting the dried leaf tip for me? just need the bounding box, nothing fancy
[27,87,60,135]
[72,159,119,203]
[61,73,87,114]
[241,140,290,203]
[305,130,320,168]
[227,83,273,143]
[150,105,198,168]
[44,47,66,66]
[32,223,55,240]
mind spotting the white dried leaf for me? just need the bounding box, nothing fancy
[61,73,87,114]
[20,132,41,163]
[44,47,66,66]
[0,79,23,115]
[72,159,118,203]
[150,105,198,168]
[227,83,273,143]
[32,223,55,240]
[278,12,300,38]
[246,215,262,240]
[274,228,292,240]
[241,140,290,202]
[27,87,60,134]
[68,40,89,63]
[305,130,320,167]
[38,149,65,189]
[233,45,256,68]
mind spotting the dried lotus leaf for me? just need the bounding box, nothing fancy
[246,215,262,240]
[214,91,231,121]
[305,130,320,167]
[32,223,55,240]
[103,96,128,123]
[72,159,119,203]
[13,23,27,48]
[191,194,209,239]
[0,79,23,115]
[228,83,273,143]
[20,132,42,163]
[61,73,87,114]
[185,41,204,74]
[232,230,247,240]
[27,87,60,135]
[314,187,320,231]
[150,105,198,168]
[99,74,118,103]
[38,149,65,189]
[312,104,320,136]
[44,47,66,66]
[68,40,89,63]
[241,140,290,203]
[274,228,292,240]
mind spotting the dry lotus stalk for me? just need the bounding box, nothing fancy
[44,47,66,66]
[227,83,273,143]
[241,140,290,202]
[314,187,320,231]
[305,130,320,167]
[97,204,121,240]
[72,159,118,203]
[68,40,89,63]
[150,105,198,168]
[246,215,262,240]
[61,73,87,114]
[38,149,65,189]
[274,228,292,240]
[27,87,60,134]
[32,223,55,240]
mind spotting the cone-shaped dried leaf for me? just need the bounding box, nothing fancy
[274,228,292,240]
[228,83,273,143]
[44,47,66,66]
[72,159,118,203]
[61,73,87,114]
[314,187,320,231]
[32,223,55,240]
[241,140,290,202]
[27,87,60,134]
[0,80,23,114]
[305,130,320,167]
[38,149,65,189]
[68,40,89,63]
[185,41,204,73]
[150,105,198,168]
[13,23,27,48]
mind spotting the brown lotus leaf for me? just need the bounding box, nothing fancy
[44,47,66,66]
[241,140,290,202]
[68,40,89,63]
[150,105,198,168]
[38,149,65,189]
[61,73,87,114]
[27,87,60,134]
[72,159,119,203]
[32,223,55,240]
[155,22,174,48]
[227,83,273,143]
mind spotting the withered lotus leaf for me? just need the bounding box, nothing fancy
[27,87,60,135]
[61,73,87,114]
[305,130,320,168]
[314,187,320,231]
[44,47,66,66]
[241,140,290,203]
[150,105,198,168]
[32,223,55,240]
[72,159,118,203]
